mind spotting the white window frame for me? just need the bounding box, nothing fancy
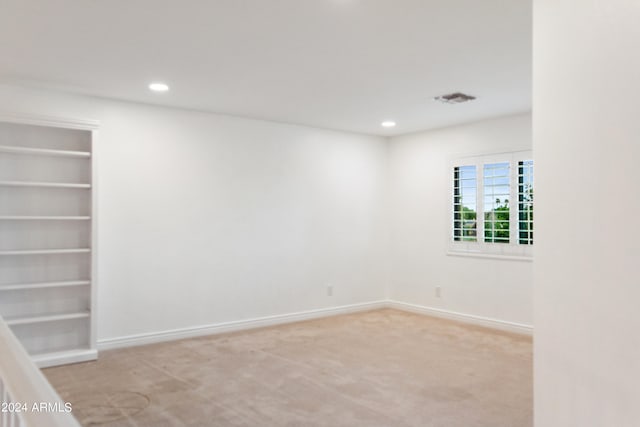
[448,150,533,261]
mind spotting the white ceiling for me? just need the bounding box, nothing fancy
[0,0,531,136]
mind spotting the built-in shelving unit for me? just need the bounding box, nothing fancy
[0,115,98,368]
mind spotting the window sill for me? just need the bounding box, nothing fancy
[446,251,533,262]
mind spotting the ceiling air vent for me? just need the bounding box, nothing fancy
[434,92,476,104]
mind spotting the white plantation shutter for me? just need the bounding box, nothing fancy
[518,160,534,245]
[450,151,533,258]
[483,162,511,243]
[453,165,477,242]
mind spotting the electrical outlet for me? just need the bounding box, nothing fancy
[435,286,442,298]
[327,284,333,296]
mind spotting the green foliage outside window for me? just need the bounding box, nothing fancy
[485,198,510,243]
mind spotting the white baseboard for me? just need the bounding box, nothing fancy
[98,300,387,351]
[98,299,531,351]
[34,349,98,368]
[387,300,533,335]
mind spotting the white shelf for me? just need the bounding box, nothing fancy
[0,181,91,189]
[0,280,90,291]
[5,311,90,326]
[0,248,91,256]
[0,216,91,221]
[0,145,91,158]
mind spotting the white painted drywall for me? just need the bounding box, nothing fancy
[534,1,640,425]
[387,114,533,326]
[0,84,389,342]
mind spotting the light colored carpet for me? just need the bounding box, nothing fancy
[44,308,532,427]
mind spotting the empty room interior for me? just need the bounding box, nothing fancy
[0,1,638,426]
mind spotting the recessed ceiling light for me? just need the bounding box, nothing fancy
[149,82,169,92]
[381,121,396,128]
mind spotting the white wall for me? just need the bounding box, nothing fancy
[387,114,533,327]
[0,83,536,348]
[0,84,389,343]
[534,1,640,425]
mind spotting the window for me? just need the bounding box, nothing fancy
[450,151,533,258]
